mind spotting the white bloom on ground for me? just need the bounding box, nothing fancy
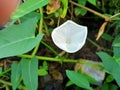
[51,20,88,53]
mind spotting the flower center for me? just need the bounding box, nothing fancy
[66,38,71,44]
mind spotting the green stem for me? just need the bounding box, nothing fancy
[111,13,120,18]
[43,21,50,36]
[19,54,77,63]
[0,68,11,76]
[0,79,26,90]
[41,41,59,56]
[18,54,104,70]
[41,41,66,61]
[87,38,112,52]
[0,79,11,86]
[6,85,9,90]
[31,44,39,56]
[39,8,43,34]
[61,0,68,18]
[32,8,43,56]
[87,38,100,48]
[69,0,109,19]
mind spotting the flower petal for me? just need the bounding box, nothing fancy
[51,20,88,53]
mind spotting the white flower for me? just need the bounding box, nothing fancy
[51,20,88,53]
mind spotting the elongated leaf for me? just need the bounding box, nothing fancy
[88,0,96,6]
[12,0,50,20]
[38,69,48,76]
[0,67,2,74]
[112,34,120,58]
[97,52,120,86]
[0,18,44,58]
[11,62,21,90]
[20,12,40,23]
[61,0,68,18]
[112,34,120,47]
[75,0,87,16]
[21,58,38,90]
[101,33,113,42]
[66,70,93,90]
[113,47,120,58]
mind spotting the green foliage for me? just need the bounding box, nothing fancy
[38,61,48,76]
[66,80,74,87]
[101,33,113,42]
[60,0,68,18]
[112,34,120,47]
[0,0,120,89]
[11,62,21,90]
[75,0,87,16]
[97,52,120,87]
[20,12,40,23]
[21,58,38,90]
[112,34,120,58]
[112,21,120,35]
[0,67,2,74]
[96,33,120,88]
[66,70,93,90]
[105,75,114,83]
[113,47,120,58]
[0,18,43,58]
[11,58,38,90]
[101,83,118,90]
[87,0,96,6]
[12,0,50,20]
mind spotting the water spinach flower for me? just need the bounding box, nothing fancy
[51,20,88,53]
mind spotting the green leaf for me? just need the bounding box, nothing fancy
[61,0,68,18]
[83,74,97,84]
[66,70,93,90]
[12,0,50,20]
[101,83,118,90]
[75,7,87,16]
[105,75,114,83]
[21,58,38,90]
[101,33,113,42]
[20,12,40,23]
[0,18,44,58]
[112,34,120,47]
[42,61,48,70]
[38,69,48,76]
[66,80,74,87]
[75,0,87,16]
[11,62,21,90]
[113,47,120,58]
[109,84,118,90]
[0,67,2,74]
[78,0,87,5]
[101,83,109,90]
[113,34,120,58]
[87,0,96,6]
[38,61,48,76]
[97,52,120,86]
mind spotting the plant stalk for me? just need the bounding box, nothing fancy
[0,68,11,76]
[32,8,43,56]
[0,79,11,86]
[69,0,109,20]
[18,54,104,70]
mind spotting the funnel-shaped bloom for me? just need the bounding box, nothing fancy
[51,20,87,53]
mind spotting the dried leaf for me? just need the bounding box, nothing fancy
[46,0,60,14]
[96,21,108,40]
